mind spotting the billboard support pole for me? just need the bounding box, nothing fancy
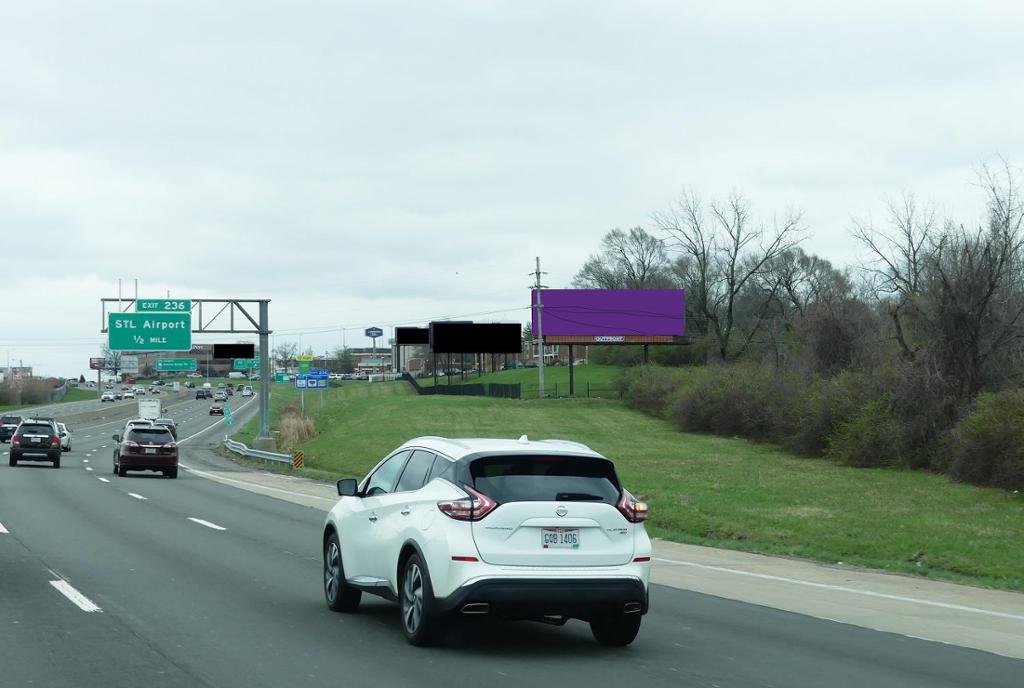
[569,344,575,397]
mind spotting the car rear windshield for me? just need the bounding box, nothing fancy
[469,455,621,505]
[2,416,21,424]
[18,424,54,435]
[128,428,173,442]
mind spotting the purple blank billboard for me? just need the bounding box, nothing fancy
[531,289,686,337]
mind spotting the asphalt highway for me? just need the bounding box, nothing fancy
[1,393,1021,688]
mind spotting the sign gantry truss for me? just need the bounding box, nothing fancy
[100,298,267,334]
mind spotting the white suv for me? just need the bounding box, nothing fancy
[321,436,651,646]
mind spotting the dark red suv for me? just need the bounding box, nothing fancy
[113,426,178,478]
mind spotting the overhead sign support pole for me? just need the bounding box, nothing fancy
[258,300,271,444]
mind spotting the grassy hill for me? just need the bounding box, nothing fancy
[231,378,1024,591]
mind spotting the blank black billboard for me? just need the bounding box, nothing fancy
[213,343,255,359]
[395,327,430,345]
[429,323,521,354]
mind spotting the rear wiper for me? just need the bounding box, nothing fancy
[555,493,605,501]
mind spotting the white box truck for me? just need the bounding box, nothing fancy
[138,399,161,420]
[227,371,246,380]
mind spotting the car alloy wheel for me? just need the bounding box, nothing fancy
[402,562,424,635]
[325,541,341,604]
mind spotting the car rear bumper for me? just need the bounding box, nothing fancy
[436,577,648,619]
[121,454,178,469]
[12,448,61,460]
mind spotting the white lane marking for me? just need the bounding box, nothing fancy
[101,445,108,448]
[188,517,227,531]
[652,557,1024,623]
[180,464,336,503]
[128,493,147,501]
[84,435,91,438]
[85,467,93,472]
[83,459,89,463]
[98,477,110,483]
[0,521,8,534]
[49,580,102,613]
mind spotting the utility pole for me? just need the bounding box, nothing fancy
[531,256,548,398]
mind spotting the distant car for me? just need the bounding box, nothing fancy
[196,389,212,399]
[113,425,178,478]
[185,381,196,388]
[0,415,23,443]
[213,391,228,401]
[187,373,203,378]
[9,419,62,468]
[249,373,261,381]
[134,387,146,395]
[57,422,72,452]
[241,386,254,397]
[226,387,234,396]
[154,418,178,439]
[101,392,115,402]
[209,405,224,416]
[151,387,161,395]
[123,391,135,399]
[113,391,124,400]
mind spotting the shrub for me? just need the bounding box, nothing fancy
[617,365,684,417]
[278,412,316,451]
[826,401,906,468]
[942,389,1024,490]
[20,379,52,405]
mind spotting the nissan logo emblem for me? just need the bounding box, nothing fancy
[555,506,568,517]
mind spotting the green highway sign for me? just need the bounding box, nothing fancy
[157,358,197,372]
[234,358,259,370]
[136,299,191,313]
[108,313,192,351]
[274,372,288,383]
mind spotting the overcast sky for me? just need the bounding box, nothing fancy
[2,1,1022,376]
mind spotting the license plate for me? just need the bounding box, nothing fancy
[542,528,580,549]
[145,447,156,455]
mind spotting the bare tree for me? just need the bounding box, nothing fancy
[851,192,937,360]
[273,341,298,368]
[101,345,123,379]
[656,190,804,360]
[853,163,1024,395]
[572,227,673,289]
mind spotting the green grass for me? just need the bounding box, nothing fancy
[418,363,620,397]
[232,379,1024,591]
[0,385,102,413]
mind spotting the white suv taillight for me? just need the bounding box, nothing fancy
[437,485,498,521]
[617,490,648,523]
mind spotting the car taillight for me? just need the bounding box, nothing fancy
[438,485,498,521]
[50,436,60,447]
[166,442,177,450]
[123,441,140,449]
[12,436,20,445]
[617,490,648,523]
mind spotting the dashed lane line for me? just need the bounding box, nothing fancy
[97,477,110,483]
[188,517,227,531]
[0,521,8,534]
[128,493,147,501]
[49,579,102,613]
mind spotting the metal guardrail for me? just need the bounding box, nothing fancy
[222,436,293,465]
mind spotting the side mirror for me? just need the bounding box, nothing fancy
[112,434,120,442]
[337,478,359,497]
